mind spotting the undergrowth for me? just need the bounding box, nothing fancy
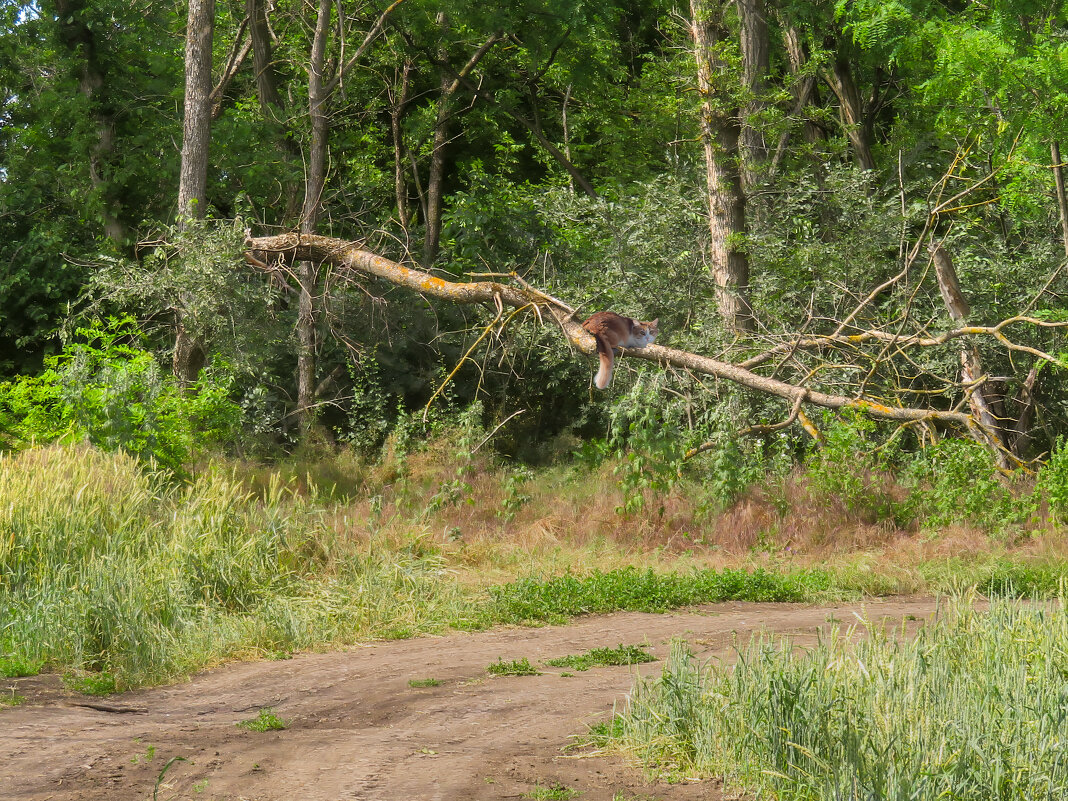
[4,432,1068,692]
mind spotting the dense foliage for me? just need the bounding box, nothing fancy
[2,0,1068,464]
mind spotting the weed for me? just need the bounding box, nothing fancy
[545,644,655,671]
[525,781,580,800]
[1,688,25,706]
[131,744,157,764]
[489,566,830,624]
[236,707,287,731]
[408,678,442,688]
[64,671,118,696]
[1038,436,1068,523]
[152,755,188,801]
[488,657,541,677]
[0,654,41,678]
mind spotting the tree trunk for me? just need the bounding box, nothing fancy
[423,14,452,269]
[177,0,215,220]
[423,23,503,269]
[822,47,876,172]
[1053,140,1068,261]
[391,61,413,233]
[174,0,215,386]
[930,244,1011,468]
[247,232,991,435]
[690,0,755,333]
[248,0,283,114]
[735,0,769,189]
[294,0,332,431]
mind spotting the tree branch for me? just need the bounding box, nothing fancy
[245,233,986,436]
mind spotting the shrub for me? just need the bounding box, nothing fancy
[0,316,241,469]
[906,438,1032,534]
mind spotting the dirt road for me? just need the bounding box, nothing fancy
[1,597,938,800]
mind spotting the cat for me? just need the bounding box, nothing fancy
[581,312,658,389]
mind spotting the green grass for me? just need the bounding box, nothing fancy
[0,653,41,678]
[525,782,580,800]
[408,677,442,687]
[544,644,655,671]
[64,670,118,695]
[603,597,1068,799]
[0,688,26,706]
[488,657,541,676]
[8,444,1068,696]
[236,707,287,731]
[489,565,832,624]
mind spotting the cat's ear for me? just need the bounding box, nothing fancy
[650,318,658,326]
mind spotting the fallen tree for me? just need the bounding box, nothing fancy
[246,232,1067,466]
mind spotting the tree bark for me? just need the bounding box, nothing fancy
[423,13,452,269]
[174,0,215,386]
[690,0,755,333]
[930,244,1011,467]
[177,0,215,220]
[288,0,403,432]
[391,60,414,233]
[822,46,876,172]
[735,0,769,189]
[295,0,332,430]
[248,0,284,114]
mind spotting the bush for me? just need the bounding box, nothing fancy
[906,438,1033,533]
[0,316,241,469]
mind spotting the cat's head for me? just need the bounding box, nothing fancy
[634,318,658,346]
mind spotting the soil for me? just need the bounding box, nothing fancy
[0,597,939,801]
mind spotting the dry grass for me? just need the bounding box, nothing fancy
[239,436,1068,590]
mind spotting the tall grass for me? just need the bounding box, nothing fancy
[0,446,477,688]
[605,597,1068,800]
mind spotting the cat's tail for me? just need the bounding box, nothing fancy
[593,334,614,389]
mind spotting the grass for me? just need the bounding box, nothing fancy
[1,688,25,706]
[0,654,41,678]
[6,442,1068,692]
[544,644,655,671]
[408,677,442,687]
[489,566,831,624]
[525,782,580,800]
[236,707,287,731]
[602,596,1068,799]
[488,657,541,677]
[64,671,118,695]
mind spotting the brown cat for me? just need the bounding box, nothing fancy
[581,312,658,389]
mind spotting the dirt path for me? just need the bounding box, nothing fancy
[1,597,939,801]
